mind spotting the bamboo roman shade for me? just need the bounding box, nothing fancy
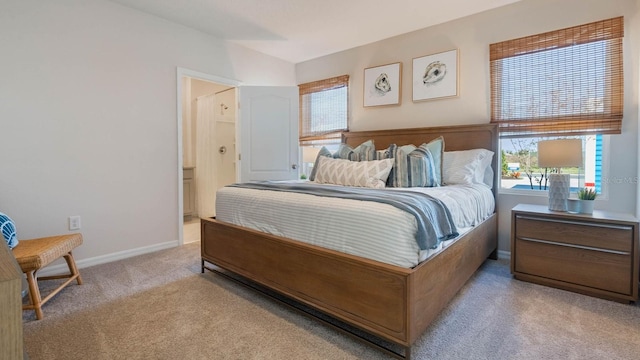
[490,17,623,138]
[299,75,349,146]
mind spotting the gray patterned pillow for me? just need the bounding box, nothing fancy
[333,140,376,161]
[309,146,332,181]
[314,157,394,188]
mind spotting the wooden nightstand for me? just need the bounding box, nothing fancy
[511,204,639,303]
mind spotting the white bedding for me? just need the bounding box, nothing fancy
[215,182,495,268]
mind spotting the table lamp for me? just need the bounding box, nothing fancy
[302,147,321,178]
[537,139,583,211]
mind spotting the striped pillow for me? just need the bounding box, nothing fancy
[420,136,444,186]
[385,144,439,187]
[333,140,376,161]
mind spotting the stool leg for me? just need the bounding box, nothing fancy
[63,251,83,285]
[24,271,43,320]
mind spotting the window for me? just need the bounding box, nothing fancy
[490,17,623,193]
[490,17,623,137]
[298,75,349,147]
[501,136,602,193]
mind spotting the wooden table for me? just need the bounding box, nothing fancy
[511,203,639,303]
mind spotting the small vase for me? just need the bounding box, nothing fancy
[578,200,595,214]
[567,199,580,213]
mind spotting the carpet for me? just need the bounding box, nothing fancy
[23,242,640,359]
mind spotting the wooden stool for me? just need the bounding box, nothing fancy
[12,233,83,320]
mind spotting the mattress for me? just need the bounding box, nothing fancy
[215,182,495,268]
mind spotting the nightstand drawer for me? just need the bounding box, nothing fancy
[515,238,632,295]
[515,215,632,253]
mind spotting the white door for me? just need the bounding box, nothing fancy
[238,86,299,182]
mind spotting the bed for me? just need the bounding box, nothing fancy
[201,123,498,359]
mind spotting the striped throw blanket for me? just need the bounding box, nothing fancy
[229,182,459,250]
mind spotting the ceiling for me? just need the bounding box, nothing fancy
[109,0,521,64]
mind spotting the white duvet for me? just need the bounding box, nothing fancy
[215,182,495,268]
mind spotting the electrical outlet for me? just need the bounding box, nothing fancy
[69,216,81,231]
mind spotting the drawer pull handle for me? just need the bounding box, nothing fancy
[516,215,633,231]
[518,237,631,255]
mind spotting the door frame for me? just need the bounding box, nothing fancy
[176,67,241,245]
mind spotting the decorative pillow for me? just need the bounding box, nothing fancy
[419,136,444,186]
[0,211,18,249]
[333,140,376,161]
[309,146,332,181]
[314,156,394,188]
[375,149,390,160]
[443,149,495,186]
[477,151,495,188]
[384,144,438,188]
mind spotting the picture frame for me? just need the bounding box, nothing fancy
[412,49,458,102]
[363,62,402,107]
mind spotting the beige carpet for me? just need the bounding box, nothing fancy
[23,242,640,359]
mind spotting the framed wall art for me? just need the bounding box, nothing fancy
[363,62,402,107]
[412,49,458,102]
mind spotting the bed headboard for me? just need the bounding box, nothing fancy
[342,123,499,195]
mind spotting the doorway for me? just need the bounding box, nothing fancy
[177,68,241,245]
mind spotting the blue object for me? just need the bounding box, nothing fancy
[511,184,579,192]
[0,211,18,249]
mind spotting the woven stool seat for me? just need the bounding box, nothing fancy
[13,234,83,272]
[13,233,83,320]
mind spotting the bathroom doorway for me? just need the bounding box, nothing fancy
[178,69,240,245]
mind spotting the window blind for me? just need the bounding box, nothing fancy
[490,17,623,138]
[299,75,349,146]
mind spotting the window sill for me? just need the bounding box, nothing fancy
[498,187,549,197]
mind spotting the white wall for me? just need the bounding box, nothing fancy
[296,0,640,252]
[0,0,295,264]
[184,78,229,168]
[213,88,237,189]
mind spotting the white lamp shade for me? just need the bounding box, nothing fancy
[538,139,582,212]
[537,139,583,168]
[302,147,321,163]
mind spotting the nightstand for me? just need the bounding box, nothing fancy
[511,204,639,303]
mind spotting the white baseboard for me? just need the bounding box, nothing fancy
[497,250,511,261]
[38,240,180,277]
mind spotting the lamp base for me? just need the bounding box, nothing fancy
[548,173,570,212]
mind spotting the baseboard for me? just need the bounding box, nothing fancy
[38,240,180,277]
[497,250,511,261]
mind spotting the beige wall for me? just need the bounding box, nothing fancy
[0,0,295,264]
[296,0,640,253]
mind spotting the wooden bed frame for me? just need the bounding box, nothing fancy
[201,124,499,359]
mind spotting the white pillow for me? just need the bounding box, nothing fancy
[313,157,394,188]
[443,149,494,186]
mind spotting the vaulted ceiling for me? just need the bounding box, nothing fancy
[109,0,521,63]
